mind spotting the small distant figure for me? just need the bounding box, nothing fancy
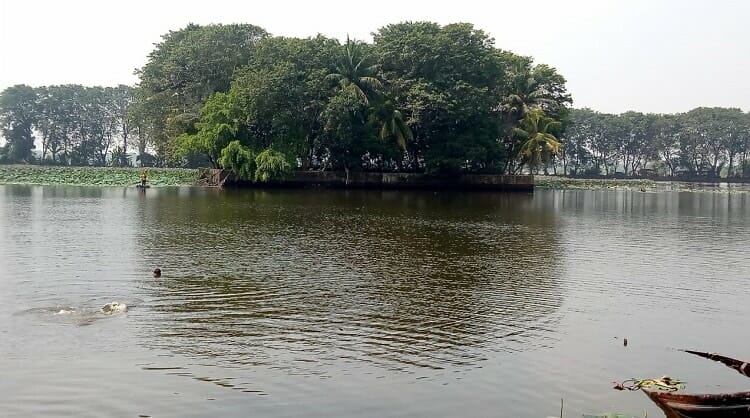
[623,338,628,347]
[153,268,161,278]
[140,170,148,187]
[639,187,646,192]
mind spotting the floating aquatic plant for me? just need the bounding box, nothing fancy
[0,165,198,187]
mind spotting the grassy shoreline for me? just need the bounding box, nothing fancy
[0,165,199,187]
[0,166,746,192]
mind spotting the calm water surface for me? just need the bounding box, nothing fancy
[0,185,748,417]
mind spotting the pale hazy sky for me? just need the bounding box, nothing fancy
[1,0,749,114]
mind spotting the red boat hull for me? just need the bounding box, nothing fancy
[644,389,750,418]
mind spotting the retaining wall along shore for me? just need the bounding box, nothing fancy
[197,169,534,191]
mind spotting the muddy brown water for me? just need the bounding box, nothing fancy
[1,185,748,417]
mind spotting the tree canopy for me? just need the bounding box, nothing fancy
[3,20,748,179]
[0,84,139,166]
[559,107,750,178]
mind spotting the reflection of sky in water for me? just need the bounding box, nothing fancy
[0,185,749,417]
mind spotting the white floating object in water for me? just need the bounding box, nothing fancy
[55,308,75,315]
[101,302,128,314]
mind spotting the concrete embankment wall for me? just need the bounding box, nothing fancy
[198,169,534,191]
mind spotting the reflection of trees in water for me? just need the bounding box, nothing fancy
[550,188,750,218]
[2,184,33,198]
[136,190,563,375]
[346,192,564,369]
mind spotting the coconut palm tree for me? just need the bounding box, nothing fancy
[502,62,571,127]
[375,100,412,151]
[513,108,561,172]
[502,68,555,120]
[326,36,383,106]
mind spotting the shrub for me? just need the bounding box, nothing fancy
[218,140,255,180]
[254,149,291,182]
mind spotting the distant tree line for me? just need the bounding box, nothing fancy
[560,108,750,178]
[0,84,153,166]
[1,21,748,180]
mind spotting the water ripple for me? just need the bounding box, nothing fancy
[1,186,749,417]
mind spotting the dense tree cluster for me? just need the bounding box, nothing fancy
[3,21,748,179]
[1,22,572,178]
[142,22,572,177]
[560,108,750,178]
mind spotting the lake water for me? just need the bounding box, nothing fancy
[1,185,748,417]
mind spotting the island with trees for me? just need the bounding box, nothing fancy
[1,21,749,187]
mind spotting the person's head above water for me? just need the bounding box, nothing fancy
[153,268,161,278]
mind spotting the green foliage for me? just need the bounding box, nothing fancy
[677,107,748,177]
[514,108,562,171]
[15,21,750,180]
[218,140,255,180]
[254,148,292,182]
[173,22,571,176]
[0,165,197,186]
[373,22,515,173]
[7,20,750,180]
[177,92,238,167]
[327,36,383,106]
[217,141,291,183]
[374,100,412,151]
[535,175,654,190]
[0,85,38,163]
[503,62,572,121]
[124,21,574,174]
[229,36,339,169]
[135,23,269,162]
[109,146,132,167]
[0,84,139,167]
[561,107,750,178]
[320,89,374,170]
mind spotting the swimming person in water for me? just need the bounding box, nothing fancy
[153,268,161,278]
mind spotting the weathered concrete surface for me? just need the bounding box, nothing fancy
[197,169,534,191]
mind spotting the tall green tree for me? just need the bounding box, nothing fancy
[227,36,338,169]
[320,88,373,171]
[0,85,38,163]
[320,37,387,171]
[326,36,383,106]
[373,22,509,173]
[109,85,135,166]
[127,86,160,166]
[677,108,744,177]
[500,59,571,173]
[135,23,268,162]
[177,92,238,167]
[559,108,596,175]
[513,108,561,173]
[649,114,680,177]
[34,86,55,162]
[502,61,572,121]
